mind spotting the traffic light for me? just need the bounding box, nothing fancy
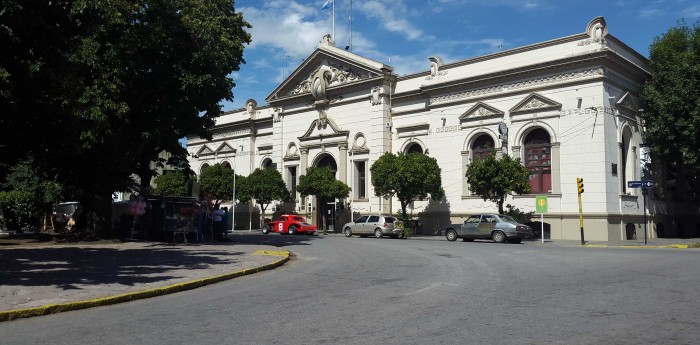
[576,178,584,194]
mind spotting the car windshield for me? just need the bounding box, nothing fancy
[499,215,517,223]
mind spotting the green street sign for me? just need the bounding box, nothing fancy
[535,195,548,213]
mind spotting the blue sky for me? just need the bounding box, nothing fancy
[221,0,700,111]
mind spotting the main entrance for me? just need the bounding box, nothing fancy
[316,154,337,231]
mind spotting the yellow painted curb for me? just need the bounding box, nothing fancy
[255,250,290,256]
[582,244,700,249]
[0,251,290,322]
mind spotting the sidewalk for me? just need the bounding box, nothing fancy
[0,235,289,322]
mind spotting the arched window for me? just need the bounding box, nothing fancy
[200,163,210,175]
[524,128,552,194]
[221,161,231,169]
[261,158,273,169]
[317,154,337,176]
[472,135,495,160]
[621,128,634,194]
[406,143,423,154]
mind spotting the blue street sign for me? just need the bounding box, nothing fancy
[628,180,654,189]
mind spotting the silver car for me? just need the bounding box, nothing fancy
[342,215,402,238]
[444,214,534,244]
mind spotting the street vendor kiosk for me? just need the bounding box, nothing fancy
[163,197,200,242]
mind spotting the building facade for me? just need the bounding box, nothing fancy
[187,17,699,241]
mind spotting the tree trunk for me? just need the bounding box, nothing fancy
[73,192,114,238]
[498,198,505,214]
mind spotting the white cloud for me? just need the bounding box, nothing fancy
[238,1,334,58]
[357,1,431,41]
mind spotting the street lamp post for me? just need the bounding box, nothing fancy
[231,145,243,237]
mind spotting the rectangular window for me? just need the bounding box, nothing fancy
[288,166,297,198]
[356,161,366,199]
[525,145,551,193]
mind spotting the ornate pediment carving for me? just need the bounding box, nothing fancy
[196,145,215,157]
[510,93,562,115]
[289,63,361,98]
[215,142,235,154]
[459,102,505,121]
[616,91,641,112]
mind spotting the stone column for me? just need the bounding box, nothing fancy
[461,150,470,197]
[551,142,560,194]
[338,142,348,184]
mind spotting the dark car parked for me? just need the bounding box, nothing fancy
[444,214,533,244]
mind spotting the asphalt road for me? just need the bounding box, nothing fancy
[2,234,699,345]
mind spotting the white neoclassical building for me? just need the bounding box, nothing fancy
[187,17,699,241]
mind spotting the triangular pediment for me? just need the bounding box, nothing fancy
[196,145,215,157]
[617,91,641,112]
[298,113,349,142]
[267,37,393,103]
[459,102,505,121]
[215,142,235,154]
[510,93,562,114]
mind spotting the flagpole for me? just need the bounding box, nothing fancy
[349,0,352,51]
[332,0,335,41]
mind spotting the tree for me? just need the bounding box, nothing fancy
[153,171,195,197]
[641,20,700,193]
[0,159,65,231]
[370,152,444,234]
[0,1,251,236]
[236,168,292,227]
[297,167,350,231]
[465,152,531,214]
[198,164,236,208]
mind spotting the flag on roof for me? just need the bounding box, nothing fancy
[321,0,333,10]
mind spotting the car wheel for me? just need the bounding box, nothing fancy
[374,229,383,238]
[508,238,522,244]
[445,229,458,242]
[288,225,297,235]
[262,225,270,235]
[492,231,506,243]
[344,227,352,237]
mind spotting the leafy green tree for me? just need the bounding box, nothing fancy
[465,152,531,214]
[153,171,195,197]
[236,168,292,227]
[371,152,444,236]
[0,1,251,236]
[297,167,350,231]
[0,159,65,231]
[641,20,700,191]
[198,164,236,208]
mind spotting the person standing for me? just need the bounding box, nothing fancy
[212,206,225,241]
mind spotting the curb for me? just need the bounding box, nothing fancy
[0,250,290,322]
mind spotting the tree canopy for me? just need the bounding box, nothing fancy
[236,168,292,226]
[0,1,251,236]
[297,167,350,204]
[641,20,700,192]
[370,152,444,225]
[153,171,195,197]
[198,164,237,208]
[465,152,531,214]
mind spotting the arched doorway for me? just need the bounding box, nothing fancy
[314,154,338,231]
